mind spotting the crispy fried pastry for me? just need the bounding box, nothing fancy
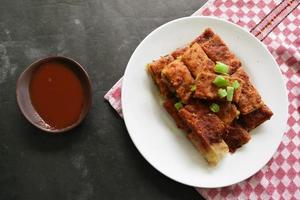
[232,67,263,114]
[181,43,215,77]
[178,103,228,165]
[147,27,273,165]
[147,55,174,97]
[171,47,188,59]
[223,122,251,153]
[161,60,194,103]
[194,72,242,102]
[241,104,273,131]
[196,28,241,74]
[163,99,190,132]
[216,102,239,125]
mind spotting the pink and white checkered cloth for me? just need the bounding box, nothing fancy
[104,0,300,199]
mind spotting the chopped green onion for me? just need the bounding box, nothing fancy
[218,88,227,98]
[190,85,197,92]
[210,103,220,113]
[226,86,234,101]
[174,102,183,110]
[232,80,240,89]
[215,62,229,74]
[213,75,229,87]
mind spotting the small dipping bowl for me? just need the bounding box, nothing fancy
[16,56,92,133]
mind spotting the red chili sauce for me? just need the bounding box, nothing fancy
[30,61,85,129]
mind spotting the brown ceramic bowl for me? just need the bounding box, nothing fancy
[16,56,92,133]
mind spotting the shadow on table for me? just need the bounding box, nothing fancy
[17,112,89,153]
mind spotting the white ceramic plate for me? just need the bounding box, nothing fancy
[122,16,288,188]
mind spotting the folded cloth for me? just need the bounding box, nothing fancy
[105,0,300,199]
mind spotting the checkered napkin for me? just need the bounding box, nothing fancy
[104,0,300,199]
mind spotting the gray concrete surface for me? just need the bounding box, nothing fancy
[0,0,206,199]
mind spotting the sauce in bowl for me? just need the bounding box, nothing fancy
[30,61,85,129]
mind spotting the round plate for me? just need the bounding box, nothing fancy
[122,16,288,188]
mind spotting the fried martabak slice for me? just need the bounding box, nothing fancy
[215,102,240,125]
[195,28,241,74]
[193,28,215,44]
[171,46,188,59]
[194,72,242,102]
[161,60,194,103]
[222,122,251,153]
[232,67,263,114]
[147,55,174,97]
[163,99,190,132]
[240,104,273,131]
[181,43,215,78]
[178,103,228,165]
[187,132,228,166]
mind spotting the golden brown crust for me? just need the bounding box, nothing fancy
[163,99,190,132]
[171,47,189,59]
[196,28,241,74]
[181,43,215,78]
[183,100,211,115]
[194,72,242,102]
[223,122,251,153]
[216,102,239,125]
[179,102,229,165]
[232,68,263,114]
[240,104,273,131]
[147,55,174,97]
[178,103,225,145]
[161,60,194,103]
[193,28,215,44]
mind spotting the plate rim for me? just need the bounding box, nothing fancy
[121,16,288,188]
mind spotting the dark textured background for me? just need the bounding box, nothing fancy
[0,1,206,199]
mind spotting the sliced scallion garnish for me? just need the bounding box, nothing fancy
[226,86,234,101]
[218,88,227,98]
[174,102,183,110]
[213,75,229,87]
[232,80,240,89]
[214,61,229,74]
[210,103,220,113]
[190,85,197,92]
